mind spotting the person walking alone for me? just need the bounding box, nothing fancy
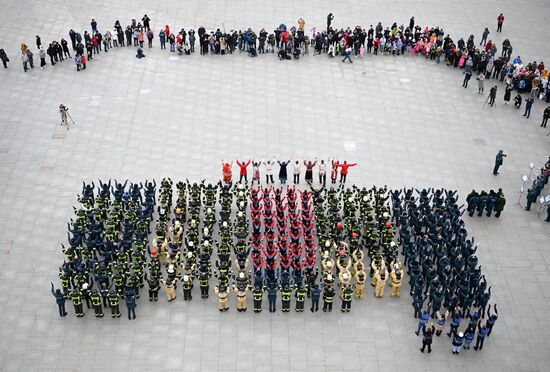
[463,68,472,88]
[524,94,534,118]
[497,14,504,32]
[480,28,490,46]
[342,46,353,63]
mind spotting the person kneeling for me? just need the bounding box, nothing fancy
[136,47,145,59]
[278,49,291,60]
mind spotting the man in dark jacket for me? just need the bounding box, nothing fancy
[493,150,506,175]
[327,13,334,30]
[525,188,537,211]
[51,282,67,317]
[495,189,506,217]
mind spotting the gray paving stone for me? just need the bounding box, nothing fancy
[1,0,550,371]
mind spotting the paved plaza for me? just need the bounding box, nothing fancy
[0,0,550,371]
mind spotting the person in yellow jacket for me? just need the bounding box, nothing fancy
[352,249,364,275]
[390,260,404,297]
[374,269,388,298]
[321,251,335,274]
[353,262,367,299]
[214,284,230,311]
[336,254,352,276]
[233,273,251,312]
[298,18,305,32]
[161,265,178,301]
[371,256,386,286]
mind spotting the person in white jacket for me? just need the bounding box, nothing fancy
[318,160,327,185]
[292,160,301,184]
[263,159,275,184]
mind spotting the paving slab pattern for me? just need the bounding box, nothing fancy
[0,0,549,371]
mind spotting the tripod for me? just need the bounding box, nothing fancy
[60,109,75,130]
[66,111,75,126]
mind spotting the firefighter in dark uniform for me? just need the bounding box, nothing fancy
[341,285,354,312]
[146,275,160,301]
[113,270,125,295]
[252,284,264,313]
[281,284,292,312]
[58,271,71,294]
[199,269,210,299]
[68,287,85,317]
[90,289,104,317]
[99,283,110,308]
[108,290,121,318]
[182,274,193,301]
[295,285,307,312]
[322,285,335,312]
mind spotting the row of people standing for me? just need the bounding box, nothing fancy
[466,189,506,217]
[221,158,357,186]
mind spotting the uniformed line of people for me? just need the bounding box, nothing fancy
[465,189,506,217]
[392,188,497,354]
[524,157,550,215]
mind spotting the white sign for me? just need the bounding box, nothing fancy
[522,175,528,182]
[529,162,535,169]
[546,195,550,202]
[540,197,546,204]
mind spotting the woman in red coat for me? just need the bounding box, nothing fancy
[338,161,357,183]
[236,159,251,183]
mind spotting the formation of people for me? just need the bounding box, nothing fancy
[465,189,506,217]
[51,170,503,356]
[52,176,406,318]
[392,188,496,354]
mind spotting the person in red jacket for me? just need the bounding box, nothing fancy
[338,161,357,183]
[236,159,251,183]
[221,160,233,183]
[497,14,504,32]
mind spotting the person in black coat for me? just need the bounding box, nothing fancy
[420,323,435,353]
[0,49,9,68]
[69,29,76,50]
[327,13,334,30]
[278,160,290,184]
